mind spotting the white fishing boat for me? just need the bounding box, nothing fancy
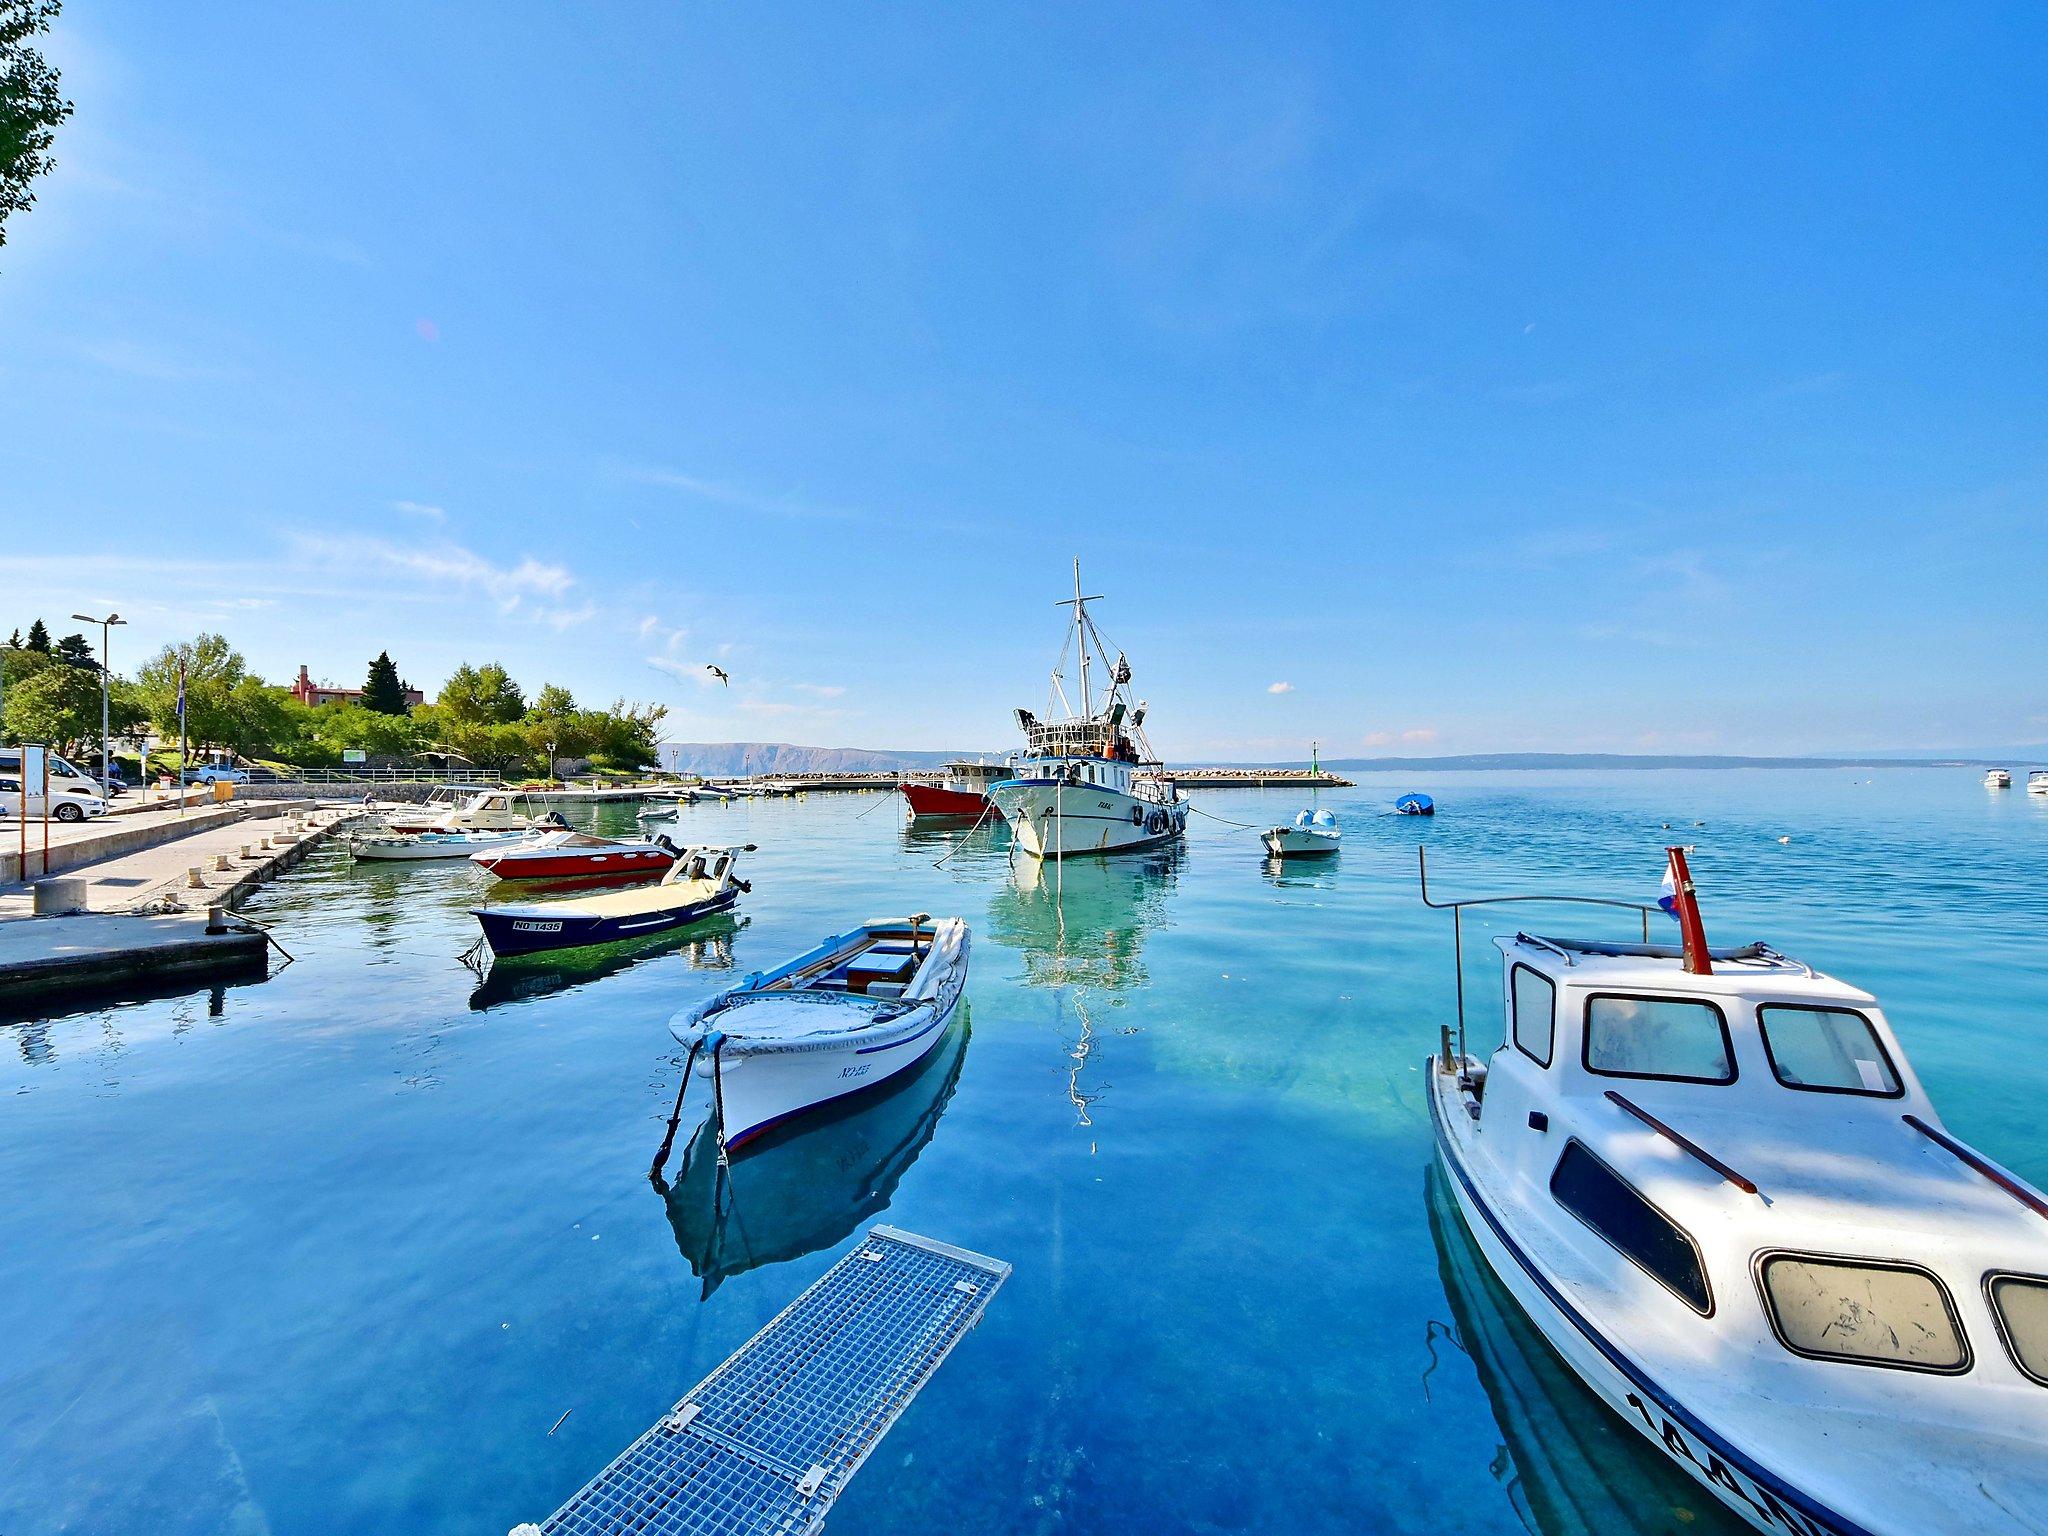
[2029,770,2048,797]
[1984,769,2011,789]
[987,563,1187,860]
[1262,745,1340,858]
[374,783,503,833]
[348,827,536,862]
[668,916,969,1150]
[1424,846,2048,1536]
[422,789,545,833]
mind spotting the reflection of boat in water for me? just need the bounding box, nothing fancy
[982,845,1179,993]
[467,914,741,1010]
[1425,1163,1751,1536]
[656,1014,969,1297]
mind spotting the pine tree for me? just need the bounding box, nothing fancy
[362,650,409,715]
[55,631,96,669]
[25,618,50,651]
[6,629,19,647]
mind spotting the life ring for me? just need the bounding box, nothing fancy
[1146,810,1166,835]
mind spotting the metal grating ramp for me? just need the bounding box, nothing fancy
[524,1226,1009,1536]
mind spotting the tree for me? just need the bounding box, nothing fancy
[361,650,409,715]
[54,630,95,669]
[24,618,49,651]
[6,628,19,646]
[437,661,524,725]
[1,662,128,754]
[134,633,249,754]
[0,1,72,260]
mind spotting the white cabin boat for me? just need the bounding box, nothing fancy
[427,790,544,833]
[2029,770,2048,797]
[1425,848,2048,1535]
[1984,769,2011,789]
[1263,808,1340,858]
[988,563,1187,860]
[348,827,535,862]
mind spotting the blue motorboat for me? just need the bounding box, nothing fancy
[472,843,753,957]
[1395,792,1435,816]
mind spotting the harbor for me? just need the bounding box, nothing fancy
[3,767,2043,1534]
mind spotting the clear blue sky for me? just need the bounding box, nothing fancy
[4,3,2044,757]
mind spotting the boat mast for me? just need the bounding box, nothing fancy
[1054,559,1105,723]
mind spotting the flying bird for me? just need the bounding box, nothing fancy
[706,665,730,686]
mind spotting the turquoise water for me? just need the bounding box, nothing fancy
[2,771,2043,1534]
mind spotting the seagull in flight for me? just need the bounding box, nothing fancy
[705,664,730,686]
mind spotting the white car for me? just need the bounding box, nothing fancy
[0,775,109,823]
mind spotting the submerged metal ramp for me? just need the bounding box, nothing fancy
[523,1226,1009,1536]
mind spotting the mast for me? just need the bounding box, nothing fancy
[1053,559,1105,723]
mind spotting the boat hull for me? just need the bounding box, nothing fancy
[899,782,991,819]
[1427,1063,1868,1536]
[350,831,530,862]
[474,887,739,957]
[471,846,675,882]
[989,780,1186,859]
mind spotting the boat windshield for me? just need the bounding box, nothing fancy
[1583,994,1735,1084]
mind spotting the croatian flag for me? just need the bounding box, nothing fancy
[1657,865,1679,919]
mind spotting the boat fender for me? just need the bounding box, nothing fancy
[1131,806,1144,826]
[1146,810,1166,835]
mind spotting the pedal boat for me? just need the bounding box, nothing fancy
[471,843,752,957]
[1262,808,1340,858]
[468,827,678,883]
[1425,848,2048,1536]
[348,827,536,862]
[668,916,969,1151]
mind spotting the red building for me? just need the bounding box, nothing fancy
[292,664,424,709]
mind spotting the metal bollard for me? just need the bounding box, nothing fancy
[205,903,227,934]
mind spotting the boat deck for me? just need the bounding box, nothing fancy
[527,1226,1008,1536]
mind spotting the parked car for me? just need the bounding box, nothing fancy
[0,775,109,822]
[181,764,251,785]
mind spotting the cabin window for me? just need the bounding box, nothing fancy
[1758,1254,1968,1373]
[1757,1005,1901,1097]
[1550,1141,1712,1314]
[1511,964,1555,1068]
[1583,994,1735,1085]
[1987,1274,2048,1387]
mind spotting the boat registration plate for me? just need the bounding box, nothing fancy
[512,920,564,933]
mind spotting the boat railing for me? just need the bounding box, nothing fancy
[1418,847,1663,1071]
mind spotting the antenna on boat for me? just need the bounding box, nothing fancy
[1664,845,1713,975]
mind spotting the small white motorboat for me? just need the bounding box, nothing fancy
[1984,768,2012,789]
[1424,846,2048,1535]
[349,827,535,862]
[2029,770,2048,797]
[669,915,969,1150]
[1262,807,1340,858]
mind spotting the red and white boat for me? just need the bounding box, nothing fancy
[899,760,1008,819]
[469,828,679,883]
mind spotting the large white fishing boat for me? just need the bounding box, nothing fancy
[988,564,1187,860]
[1424,847,2048,1535]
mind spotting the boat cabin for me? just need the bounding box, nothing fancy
[1458,933,2048,1398]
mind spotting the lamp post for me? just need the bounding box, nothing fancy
[70,612,126,792]
[546,739,557,786]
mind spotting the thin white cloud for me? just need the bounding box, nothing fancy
[613,463,863,523]
[391,500,445,521]
[1267,681,1295,694]
[1361,727,1439,748]
[791,683,846,698]
[291,534,572,602]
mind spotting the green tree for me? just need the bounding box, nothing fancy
[134,633,249,754]
[24,618,49,651]
[2,662,131,754]
[437,661,524,724]
[361,650,409,715]
[54,630,95,669]
[0,1,71,260]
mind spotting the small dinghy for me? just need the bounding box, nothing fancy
[1424,846,2048,1535]
[635,802,679,822]
[669,915,970,1150]
[1395,792,1435,815]
[349,827,535,862]
[472,843,753,957]
[1263,807,1340,858]
[469,827,679,883]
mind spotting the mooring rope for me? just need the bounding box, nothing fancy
[932,795,1001,868]
[649,1038,705,1182]
[1185,800,1263,832]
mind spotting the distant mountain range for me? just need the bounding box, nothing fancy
[659,741,2047,775]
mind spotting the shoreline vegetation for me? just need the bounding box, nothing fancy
[0,625,664,778]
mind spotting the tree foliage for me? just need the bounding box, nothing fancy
[1,661,136,754]
[437,661,524,725]
[24,617,49,651]
[0,1,72,258]
[54,630,94,669]
[361,649,410,715]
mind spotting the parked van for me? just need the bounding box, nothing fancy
[0,774,109,823]
[0,750,114,820]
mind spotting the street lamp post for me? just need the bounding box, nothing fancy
[70,612,127,792]
[546,739,557,786]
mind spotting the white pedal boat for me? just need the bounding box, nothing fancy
[669,916,969,1150]
[1262,808,1340,858]
[348,827,535,862]
[1424,848,2048,1536]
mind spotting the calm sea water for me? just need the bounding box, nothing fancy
[2,770,2043,1535]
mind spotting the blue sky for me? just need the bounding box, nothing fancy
[3,3,2044,757]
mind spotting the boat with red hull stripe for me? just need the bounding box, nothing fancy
[470,829,679,882]
[899,760,1008,820]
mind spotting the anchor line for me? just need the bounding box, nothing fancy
[1186,800,1261,832]
[649,1038,705,1182]
[933,793,1001,869]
